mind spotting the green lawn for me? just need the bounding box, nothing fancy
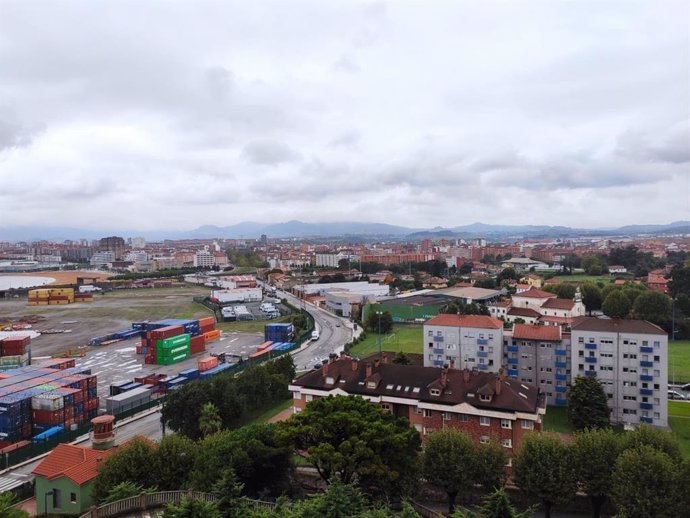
[348,325,423,358]
[216,315,293,334]
[245,398,293,426]
[669,340,690,384]
[543,406,574,434]
[543,274,619,284]
[669,401,690,458]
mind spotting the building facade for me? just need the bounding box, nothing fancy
[571,318,668,427]
[290,354,545,454]
[423,314,504,371]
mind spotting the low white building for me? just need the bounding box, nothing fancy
[211,288,262,303]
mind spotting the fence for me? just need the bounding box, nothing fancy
[78,491,290,518]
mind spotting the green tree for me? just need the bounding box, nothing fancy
[365,311,393,334]
[162,380,213,440]
[621,425,683,463]
[422,429,477,513]
[572,428,622,518]
[103,482,157,504]
[293,477,367,518]
[162,496,222,518]
[392,351,411,365]
[567,376,610,430]
[156,434,198,490]
[199,402,223,437]
[581,255,605,276]
[0,492,30,518]
[632,290,672,327]
[580,283,602,315]
[278,396,421,501]
[512,433,577,518]
[611,446,683,518]
[601,290,631,318]
[667,264,690,298]
[451,488,533,518]
[212,469,249,518]
[497,267,518,283]
[475,442,507,491]
[92,437,160,503]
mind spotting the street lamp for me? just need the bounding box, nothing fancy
[44,490,54,517]
[376,311,382,355]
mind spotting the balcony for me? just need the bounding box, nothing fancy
[555,373,567,381]
[585,357,597,363]
[507,358,519,365]
[477,338,489,345]
[478,364,489,371]
[555,398,567,406]
[508,368,519,377]
[640,346,653,353]
[555,386,567,393]
[555,348,567,356]
[433,335,444,342]
[507,345,518,352]
[640,388,653,396]
[477,351,489,358]
[640,402,654,410]
[585,343,597,350]
[640,374,654,381]
[640,361,654,368]
[640,416,654,424]
[433,348,444,355]
[555,361,568,369]
[585,371,597,377]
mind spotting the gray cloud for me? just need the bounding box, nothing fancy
[242,140,302,165]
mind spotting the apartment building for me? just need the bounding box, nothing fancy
[571,318,668,428]
[423,314,503,371]
[504,324,571,406]
[290,354,545,453]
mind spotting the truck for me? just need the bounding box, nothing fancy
[78,285,102,293]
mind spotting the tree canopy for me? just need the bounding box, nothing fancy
[567,376,610,431]
[601,290,631,318]
[365,311,393,334]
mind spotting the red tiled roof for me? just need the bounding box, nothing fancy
[541,298,575,310]
[425,314,503,329]
[507,307,541,318]
[513,287,556,299]
[512,324,561,341]
[538,316,572,324]
[32,443,116,485]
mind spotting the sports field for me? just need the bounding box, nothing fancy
[348,325,423,358]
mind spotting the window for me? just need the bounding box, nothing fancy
[521,419,533,429]
[70,493,77,504]
[292,391,300,400]
[381,403,390,411]
[501,419,512,429]
[480,416,491,426]
[428,330,433,336]
[366,381,376,389]
[430,388,441,396]
[479,393,491,402]
[326,377,335,385]
[480,435,490,444]
[423,427,434,436]
[458,414,469,422]
[442,412,451,421]
[424,409,433,418]
[415,406,423,415]
[501,438,512,448]
[305,394,313,402]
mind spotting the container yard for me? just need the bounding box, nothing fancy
[27,288,94,306]
[0,358,97,446]
[0,335,32,370]
[136,315,218,365]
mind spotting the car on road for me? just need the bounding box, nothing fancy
[681,383,690,391]
[335,323,341,327]
[668,390,686,400]
[313,363,322,370]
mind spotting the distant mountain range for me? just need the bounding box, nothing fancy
[1,220,688,242]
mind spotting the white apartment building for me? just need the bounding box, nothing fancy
[571,318,668,428]
[90,251,115,266]
[423,314,504,372]
[193,248,214,268]
[124,250,148,263]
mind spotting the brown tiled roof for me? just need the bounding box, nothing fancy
[293,355,543,414]
[32,443,116,485]
[507,307,541,318]
[541,298,575,310]
[425,314,503,329]
[512,324,561,341]
[513,287,556,299]
[571,317,666,335]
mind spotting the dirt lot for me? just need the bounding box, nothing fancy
[10,270,112,285]
[0,285,273,408]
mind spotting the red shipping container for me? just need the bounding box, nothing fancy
[20,424,31,438]
[75,414,85,424]
[64,418,75,428]
[141,338,148,347]
[200,323,215,333]
[150,325,185,340]
[87,376,97,388]
[2,343,26,355]
[72,390,84,404]
[198,316,216,327]
[2,336,31,346]
[32,409,64,425]
[86,398,99,411]
[64,406,74,420]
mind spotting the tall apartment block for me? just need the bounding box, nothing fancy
[503,324,571,406]
[571,318,668,428]
[423,314,504,371]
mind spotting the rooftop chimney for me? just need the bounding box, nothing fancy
[495,376,503,396]
[329,353,337,364]
[440,367,448,389]
[463,369,470,383]
[374,358,381,368]
[351,358,359,371]
[381,354,388,364]
[365,362,373,378]
[449,359,455,370]
[322,360,329,375]
[90,415,116,451]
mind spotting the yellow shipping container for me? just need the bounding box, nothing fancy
[49,288,74,296]
[28,289,52,297]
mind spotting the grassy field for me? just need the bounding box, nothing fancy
[348,325,423,358]
[543,406,574,434]
[245,398,293,426]
[543,274,618,284]
[669,340,690,383]
[669,401,690,458]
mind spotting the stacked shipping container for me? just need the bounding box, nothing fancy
[27,288,88,306]
[0,336,32,371]
[0,359,100,445]
[265,323,294,343]
[135,317,218,365]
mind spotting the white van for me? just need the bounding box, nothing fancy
[311,330,319,341]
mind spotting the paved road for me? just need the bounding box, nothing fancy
[274,288,353,371]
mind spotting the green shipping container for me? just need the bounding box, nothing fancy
[157,344,190,363]
[157,334,191,349]
[158,351,191,365]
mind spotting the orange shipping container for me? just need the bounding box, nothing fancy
[198,356,219,372]
[198,316,216,327]
[203,329,221,342]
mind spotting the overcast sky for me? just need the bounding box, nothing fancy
[1,0,688,232]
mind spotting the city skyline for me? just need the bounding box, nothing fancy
[1,1,688,230]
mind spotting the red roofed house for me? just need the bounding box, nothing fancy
[33,416,117,515]
[423,314,503,371]
[494,287,586,327]
[647,269,669,293]
[505,324,571,406]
